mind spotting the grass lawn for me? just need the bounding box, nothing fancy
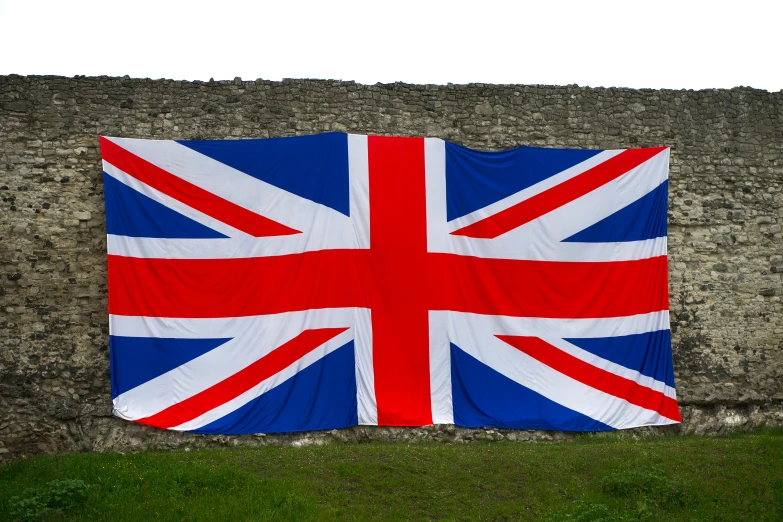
[1,429,781,521]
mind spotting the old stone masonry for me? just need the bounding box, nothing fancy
[0,75,781,459]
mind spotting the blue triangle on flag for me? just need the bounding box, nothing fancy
[192,341,358,434]
[445,143,602,222]
[104,173,228,238]
[110,336,232,398]
[178,132,350,216]
[563,180,668,243]
[565,330,675,388]
[450,343,614,431]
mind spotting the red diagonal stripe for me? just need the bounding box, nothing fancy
[497,335,681,422]
[137,327,348,429]
[99,137,300,237]
[451,147,668,239]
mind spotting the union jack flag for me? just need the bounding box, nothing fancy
[101,133,680,433]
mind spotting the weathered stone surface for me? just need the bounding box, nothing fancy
[1,75,781,460]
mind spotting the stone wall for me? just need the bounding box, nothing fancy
[1,75,781,460]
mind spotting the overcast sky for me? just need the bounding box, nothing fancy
[2,0,781,91]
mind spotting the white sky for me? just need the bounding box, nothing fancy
[1,0,781,91]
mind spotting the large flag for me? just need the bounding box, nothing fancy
[101,133,680,434]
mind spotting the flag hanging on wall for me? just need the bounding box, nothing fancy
[101,133,680,434]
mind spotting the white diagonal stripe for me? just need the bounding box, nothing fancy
[542,336,676,400]
[510,149,669,243]
[104,162,249,239]
[171,329,355,431]
[111,309,360,421]
[445,149,625,232]
[447,320,677,429]
[104,136,349,233]
[105,135,370,258]
[425,143,670,261]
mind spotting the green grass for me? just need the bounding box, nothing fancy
[1,429,782,521]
